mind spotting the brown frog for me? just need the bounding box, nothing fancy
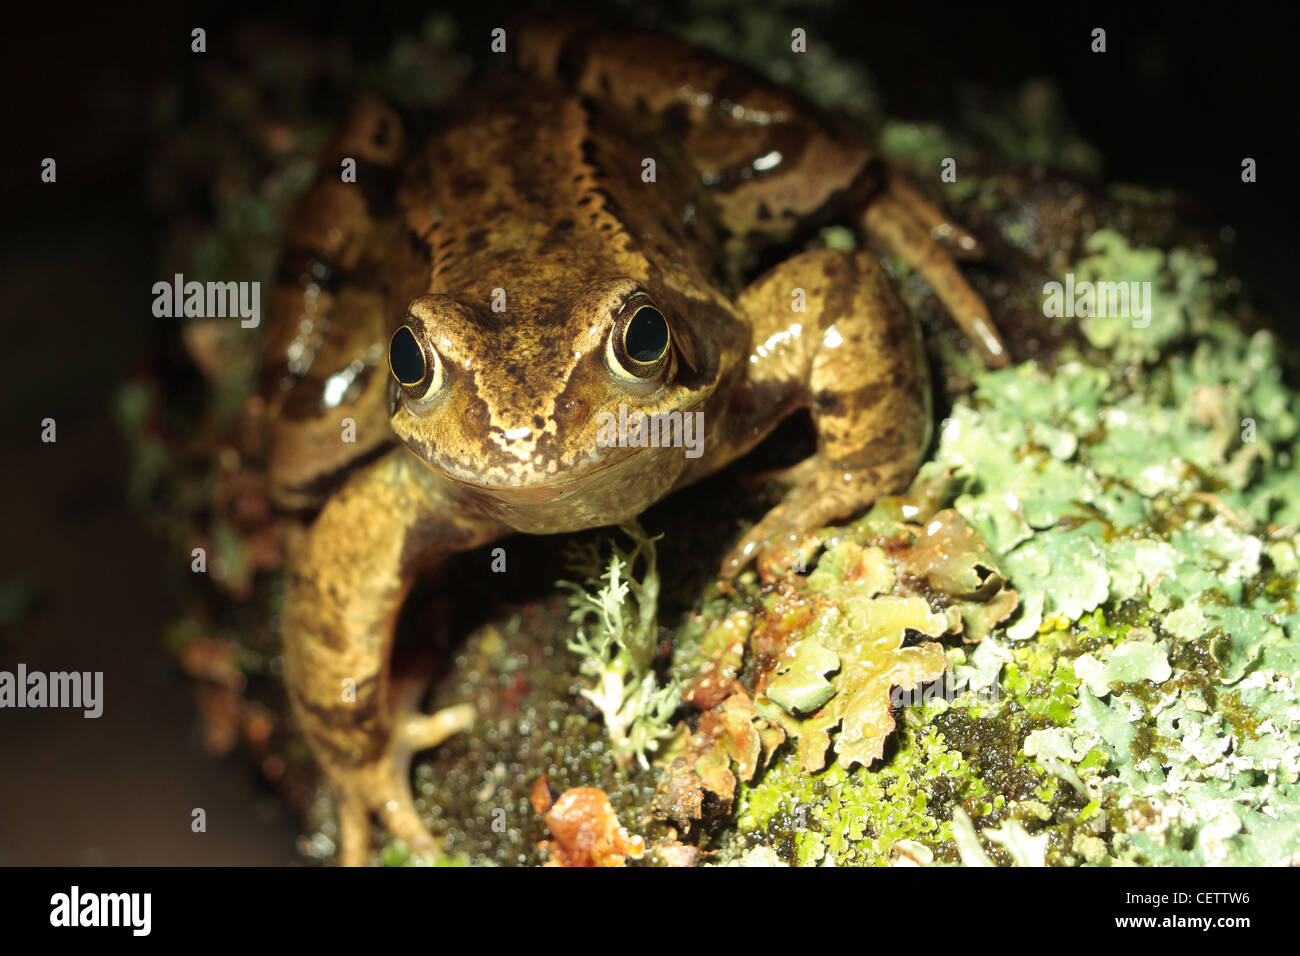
[261,22,1006,865]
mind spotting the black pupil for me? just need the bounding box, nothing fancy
[625,307,668,363]
[390,326,426,385]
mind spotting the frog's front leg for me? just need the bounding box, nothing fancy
[716,248,931,579]
[282,448,507,865]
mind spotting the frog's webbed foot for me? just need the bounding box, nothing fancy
[330,696,475,867]
[861,172,1008,367]
[738,456,823,497]
[722,459,914,582]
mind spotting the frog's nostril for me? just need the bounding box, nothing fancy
[389,326,426,385]
[555,396,587,423]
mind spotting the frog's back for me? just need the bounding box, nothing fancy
[404,81,726,318]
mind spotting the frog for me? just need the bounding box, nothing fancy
[260,21,1007,865]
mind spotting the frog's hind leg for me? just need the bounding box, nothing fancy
[262,94,409,512]
[861,183,1008,367]
[881,174,986,260]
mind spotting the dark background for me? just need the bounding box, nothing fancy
[1,0,1295,865]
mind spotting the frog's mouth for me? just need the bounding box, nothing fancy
[429,441,639,497]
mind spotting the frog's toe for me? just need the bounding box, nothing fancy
[884,172,987,260]
[400,702,475,751]
[723,462,907,582]
[334,789,373,867]
[326,704,473,866]
[720,499,823,583]
[720,534,760,580]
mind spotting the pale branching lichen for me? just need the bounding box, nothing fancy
[562,524,681,769]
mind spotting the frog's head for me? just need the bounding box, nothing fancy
[387,279,723,523]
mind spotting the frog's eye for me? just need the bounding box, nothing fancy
[608,305,671,381]
[389,325,443,401]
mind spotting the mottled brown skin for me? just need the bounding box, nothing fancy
[262,24,1005,865]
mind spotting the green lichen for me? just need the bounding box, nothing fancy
[731,721,980,866]
[873,231,1298,866]
[716,219,1300,866]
